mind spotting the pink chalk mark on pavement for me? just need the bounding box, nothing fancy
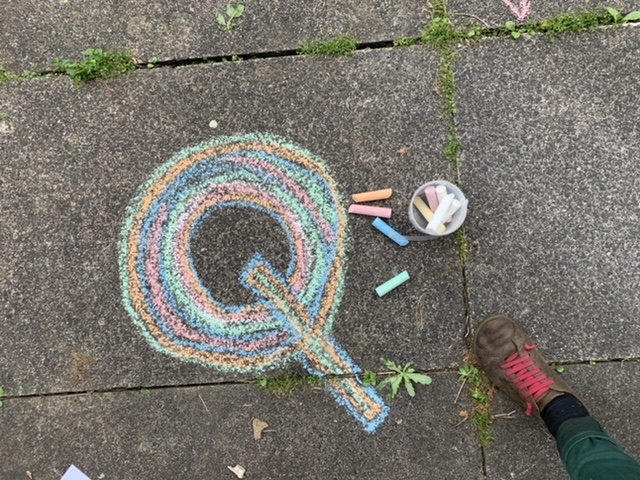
[502,0,531,20]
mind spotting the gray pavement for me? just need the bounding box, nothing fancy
[2,2,640,479]
[458,27,640,362]
[0,0,427,72]
[0,373,481,480]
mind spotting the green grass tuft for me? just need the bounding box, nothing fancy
[297,35,358,57]
[459,365,494,446]
[454,228,472,264]
[255,373,325,397]
[0,65,41,83]
[393,36,421,48]
[53,48,135,85]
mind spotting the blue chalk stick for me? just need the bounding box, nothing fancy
[372,217,409,246]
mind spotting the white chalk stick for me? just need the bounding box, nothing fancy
[444,199,461,223]
[426,193,454,235]
[435,185,448,203]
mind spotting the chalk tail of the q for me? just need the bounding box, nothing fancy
[243,259,389,433]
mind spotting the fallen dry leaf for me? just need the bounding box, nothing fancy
[452,410,470,427]
[26,472,33,479]
[228,465,245,479]
[398,146,411,157]
[252,418,269,440]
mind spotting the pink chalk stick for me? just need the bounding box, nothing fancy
[425,186,439,211]
[348,204,392,218]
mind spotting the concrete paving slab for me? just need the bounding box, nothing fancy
[0,46,465,398]
[448,0,638,27]
[0,372,482,479]
[0,0,427,72]
[457,28,640,362]
[486,362,640,480]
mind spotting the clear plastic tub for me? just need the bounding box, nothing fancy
[408,180,468,236]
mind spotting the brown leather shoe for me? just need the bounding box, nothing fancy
[473,314,579,417]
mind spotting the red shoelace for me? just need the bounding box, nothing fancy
[501,344,555,416]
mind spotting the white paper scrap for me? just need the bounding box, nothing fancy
[61,465,91,480]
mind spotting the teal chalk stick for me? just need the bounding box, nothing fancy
[375,271,410,297]
[372,217,409,246]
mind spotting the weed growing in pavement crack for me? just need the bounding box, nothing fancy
[454,228,472,264]
[606,7,640,24]
[0,65,42,83]
[393,36,421,48]
[297,35,358,57]
[377,358,432,400]
[459,365,494,446]
[53,49,135,85]
[362,371,378,387]
[460,8,636,42]
[255,373,325,397]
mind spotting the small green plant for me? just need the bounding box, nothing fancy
[53,49,135,85]
[0,113,8,121]
[463,26,486,39]
[216,3,245,31]
[588,360,596,366]
[0,386,4,407]
[606,7,640,24]
[0,65,41,83]
[255,373,324,397]
[472,409,493,444]
[421,15,459,48]
[362,371,378,387]
[0,65,21,83]
[222,55,243,63]
[505,21,523,39]
[140,387,150,394]
[554,364,565,373]
[377,358,432,399]
[459,365,494,445]
[393,36,420,48]
[297,35,358,57]
[147,56,159,69]
[454,228,472,264]
[458,365,482,387]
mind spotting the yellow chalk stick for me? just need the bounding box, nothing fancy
[352,188,393,203]
[413,197,445,234]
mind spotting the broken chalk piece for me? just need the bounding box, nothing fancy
[412,197,445,234]
[372,218,409,246]
[61,466,91,480]
[424,185,439,211]
[426,193,454,235]
[228,465,246,479]
[435,185,448,203]
[348,204,392,218]
[444,199,461,223]
[352,188,393,203]
[376,271,410,297]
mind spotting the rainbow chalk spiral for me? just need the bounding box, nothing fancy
[119,133,388,432]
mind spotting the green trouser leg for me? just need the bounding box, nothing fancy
[557,416,640,480]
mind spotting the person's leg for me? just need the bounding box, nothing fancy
[473,314,640,480]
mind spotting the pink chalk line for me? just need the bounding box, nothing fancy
[502,0,531,20]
